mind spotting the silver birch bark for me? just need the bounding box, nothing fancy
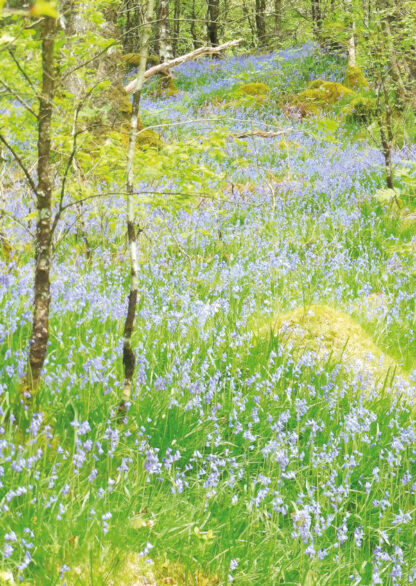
[121,0,155,409]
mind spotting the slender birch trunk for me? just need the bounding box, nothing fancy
[28,16,56,392]
[347,22,357,67]
[120,0,155,409]
[345,0,356,67]
[158,0,173,62]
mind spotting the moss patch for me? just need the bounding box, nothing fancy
[343,95,377,123]
[288,80,354,116]
[267,304,401,380]
[299,80,353,104]
[122,53,160,69]
[204,81,271,110]
[344,65,369,90]
[156,74,179,98]
[238,82,270,97]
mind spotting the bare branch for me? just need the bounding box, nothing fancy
[125,38,243,94]
[51,85,100,237]
[228,129,291,139]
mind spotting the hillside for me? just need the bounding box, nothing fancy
[1,38,416,586]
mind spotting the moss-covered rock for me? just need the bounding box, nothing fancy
[343,95,377,123]
[264,304,402,382]
[344,65,369,90]
[238,82,270,97]
[298,80,353,104]
[156,73,179,97]
[288,80,354,116]
[83,84,161,151]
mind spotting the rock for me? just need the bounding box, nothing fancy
[238,82,270,97]
[344,65,369,90]
[343,95,377,123]
[269,304,401,381]
[288,80,354,116]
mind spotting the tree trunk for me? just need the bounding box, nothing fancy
[344,0,356,67]
[311,0,322,41]
[274,0,282,38]
[242,0,255,47]
[28,16,56,391]
[190,0,201,49]
[255,0,266,46]
[120,0,155,410]
[172,0,180,56]
[123,0,142,54]
[207,0,219,47]
[158,0,173,62]
[59,0,86,97]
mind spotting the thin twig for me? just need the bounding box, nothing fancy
[0,79,38,118]
[0,132,38,194]
[0,209,35,237]
[61,43,118,83]
[8,49,38,94]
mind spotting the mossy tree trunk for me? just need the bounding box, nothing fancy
[311,0,322,42]
[28,16,56,392]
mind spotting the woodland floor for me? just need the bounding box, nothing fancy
[1,44,416,584]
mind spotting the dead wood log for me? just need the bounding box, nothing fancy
[125,39,243,94]
[228,129,291,139]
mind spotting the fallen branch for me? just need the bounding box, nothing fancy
[229,129,291,139]
[125,39,243,94]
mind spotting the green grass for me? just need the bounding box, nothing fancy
[2,45,416,585]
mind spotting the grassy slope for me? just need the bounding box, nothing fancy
[1,45,416,584]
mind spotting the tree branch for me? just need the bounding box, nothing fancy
[228,129,291,139]
[8,49,38,94]
[51,85,100,237]
[0,132,38,194]
[61,43,118,84]
[125,38,243,94]
[0,79,38,118]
